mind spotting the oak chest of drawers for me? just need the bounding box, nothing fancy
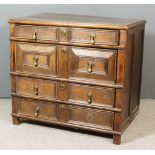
[9,13,146,144]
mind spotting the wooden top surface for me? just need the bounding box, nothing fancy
[9,13,146,29]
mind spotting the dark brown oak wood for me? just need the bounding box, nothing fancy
[9,13,146,145]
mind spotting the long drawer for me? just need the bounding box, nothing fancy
[15,76,115,108]
[13,25,119,46]
[16,97,114,131]
[15,42,117,83]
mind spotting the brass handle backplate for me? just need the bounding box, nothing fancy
[87,62,94,73]
[34,106,40,117]
[60,104,65,110]
[34,84,39,96]
[90,33,96,44]
[33,56,39,67]
[87,92,93,104]
[33,30,38,41]
[60,28,67,35]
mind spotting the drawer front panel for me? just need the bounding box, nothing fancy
[70,28,119,45]
[69,47,117,83]
[68,106,113,130]
[16,77,56,99]
[19,98,57,120]
[15,25,57,41]
[15,43,56,75]
[68,84,115,107]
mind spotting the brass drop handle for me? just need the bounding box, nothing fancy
[34,84,39,96]
[87,92,93,104]
[33,30,38,41]
[60,104,65,110]
[33,56,39,67]
[87,62,94,73]
[90,33,96,44]
[60,83,66,90]
[34,106,40,117]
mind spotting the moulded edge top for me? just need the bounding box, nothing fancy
[8,13,146,30]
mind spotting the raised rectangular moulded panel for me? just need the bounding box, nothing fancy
[15,42,57,75]
[68,47,117,83]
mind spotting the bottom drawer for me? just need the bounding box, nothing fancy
[19,98,58,121]
[68,105,114,130]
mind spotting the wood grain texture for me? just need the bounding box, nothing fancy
[15,42,57,75]
[9,13,146,145]
[68,83,115,107]
[9,13,146,29]
[68,47,117,83]
[16,77,56,99]
[68,105,114,130]
[19,98,58,121]
[70,28,119,45]
[15,25,58,41]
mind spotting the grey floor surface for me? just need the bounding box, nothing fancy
[0,99,155,149]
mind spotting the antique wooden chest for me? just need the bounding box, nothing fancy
[9,13,146,144]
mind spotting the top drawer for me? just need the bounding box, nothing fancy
[14,25,57,41]
[70,28,119,46]
[13,25,119,46]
